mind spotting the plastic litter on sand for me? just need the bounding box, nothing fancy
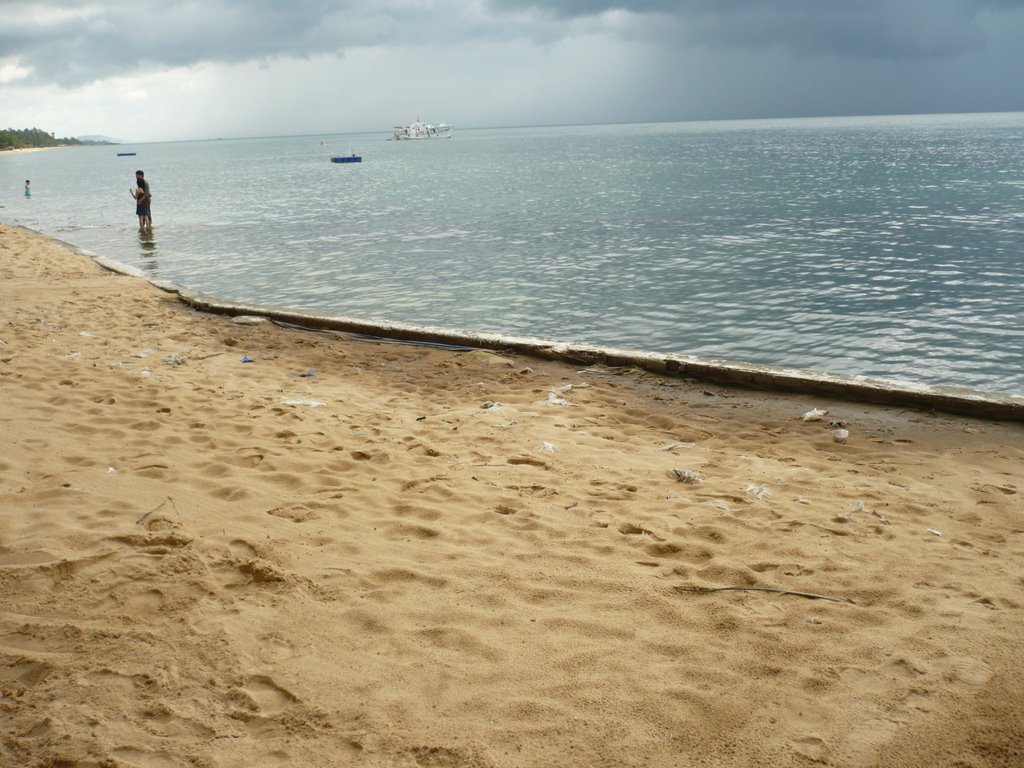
[672,468,702,485]
[746,483,770,500]
[802,407,828,422]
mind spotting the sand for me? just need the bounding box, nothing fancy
[1,223,1022,767]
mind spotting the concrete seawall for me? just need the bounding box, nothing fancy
[84,249,1024,422]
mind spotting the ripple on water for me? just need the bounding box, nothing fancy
[5,116,1023,395]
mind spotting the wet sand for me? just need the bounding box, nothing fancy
[1,223,1022,767]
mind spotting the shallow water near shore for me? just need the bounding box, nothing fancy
[3,113,1023,394]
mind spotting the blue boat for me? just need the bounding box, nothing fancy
[331,154,361,163]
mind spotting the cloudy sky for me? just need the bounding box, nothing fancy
[2,0,1023,142]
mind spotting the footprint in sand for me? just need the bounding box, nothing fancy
[644,541,685,558]
[229,539,259,558]
[0,550,61,567]
[384,522,441,540]
[266,504,319,523]
[90,668,160,694]
[405,744,483,767]
[840,718,901,766]
[791,735,828,761]
[210,485,250,501]
[973,483,1017,496]
[392,502,443,521]
[0,660,51,692]
[235,675,299,717]
[109,531,193,554]
[351,449,391,464]
[111,748,186,768]
[939,655,993,686]
[227,449,265,468]
[123,588,166,615]
[257,636,297,664]
[617,523,652,536]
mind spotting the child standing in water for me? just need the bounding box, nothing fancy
[24,180,31,197]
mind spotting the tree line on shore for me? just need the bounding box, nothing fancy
[0,128,109,150]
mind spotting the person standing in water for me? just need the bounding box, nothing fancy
[24,180,31,197]
[130,170,152,232]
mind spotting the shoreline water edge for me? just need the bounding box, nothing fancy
[5,116,1023,397]
[2,222,1023,766]
[24,224,1023,422]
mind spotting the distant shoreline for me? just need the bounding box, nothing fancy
[0,146,60,154]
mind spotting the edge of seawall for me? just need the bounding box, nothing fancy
[55,236,1024,423]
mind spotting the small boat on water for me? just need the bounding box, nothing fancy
[331,154,362,163]
[117,152,136,156]
[390,118,452,140]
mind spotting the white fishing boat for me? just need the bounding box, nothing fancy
[391,118,453,140]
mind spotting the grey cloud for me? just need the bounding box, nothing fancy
[487,0,1022,60]
[2,0,1022,100]
[0,0,463,87]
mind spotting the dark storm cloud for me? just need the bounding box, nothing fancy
[488,0,1023,59]
[2,0,1022,100]
[0,0,454,86]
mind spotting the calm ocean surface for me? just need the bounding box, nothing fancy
[3,114,1023,395]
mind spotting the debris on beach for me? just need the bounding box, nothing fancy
[231,315,266,325]
[241,356,255,363]
[540,441,557,454]
[834,500,865,522]
[481,401,503,411]
[802,407,829,421]
[927,528,943,537]
[833,428,850,443]
[672,468,702,485]
[661,442,696,451]
[298,368,317,378]
[542,385,579,407]
[464,349,514,367]
[746,483,770,500]
[281,399,325,408]
[162,354,187,367]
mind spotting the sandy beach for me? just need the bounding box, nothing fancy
[1,223,1022,767]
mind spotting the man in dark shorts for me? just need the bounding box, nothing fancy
[130,170,152,232]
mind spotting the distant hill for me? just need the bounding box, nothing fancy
[76,134,123,144]
[1,128,114,149]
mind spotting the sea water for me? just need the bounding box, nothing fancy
[3,113,1022,395]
